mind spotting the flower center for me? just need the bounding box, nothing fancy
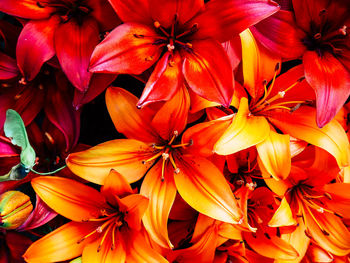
[142,131,192,181]
[302,9,347,56]
[250,63,308,115]
[78,209,125,252]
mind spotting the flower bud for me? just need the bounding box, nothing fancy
[0,191,33,229]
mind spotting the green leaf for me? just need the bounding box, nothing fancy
[4,109,36,170]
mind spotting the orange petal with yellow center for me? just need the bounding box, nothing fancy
[31,176,107,221]
[182,115,233,157]
[101,169,133,204]
[67,139,154,185]
[214,97,270,155]
[256,131,291,181]
[140,161,177,248]
[175,154,243,224]
[240,29,280,101]
[23,221,99,263]
[268,197,296,227]
[269,106,350,169]
[106,87,158,143]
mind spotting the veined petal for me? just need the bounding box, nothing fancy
[214,97,270,155]
[120,194,149,231]
[124,231,168,263]
[31,176,107,221]
[268,197,296,227]
[182,115,233,157]
[0,52,19,79]
[16,16,59,81]
[149,0,204,28]
[243,229,299,261]
[250,10,305,59]
[23,221,99,263]
[240,29,281,100]
[256,131,291,181]
[89,23,162,74]
[303,51,350,127]
[67,139,154,184]
[55,18,99,92]
[183,39,234,107]
[105,87,158,143]
[150,85,190,140]
[140,162,177,248]
[188,0,279,42]
[138,51,183,107]
[323,183,350,218]
[101,170,133,201]
[0,0,54,19]
[108,0,152,24]
[175,154,243,224]
[268,106,350,169]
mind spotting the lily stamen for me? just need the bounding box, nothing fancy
[169,154,180,174]
[154,21,170,38]
[97,220,115,252]
[142,151,163,164]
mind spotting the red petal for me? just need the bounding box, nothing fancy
[151,86,190,140]
[303,51,350,127]
[138,51,183,107]
[16,16,59,81]
[183,39,234,107]
[89,23,162,74]
[149,0,204,28]
[188,0,279,42]
[55,18,99,92]
[251,11,305,59]
[44,73,80,151]
[0,0,53,19]
[108,0,153,24]
[0,52,19,79]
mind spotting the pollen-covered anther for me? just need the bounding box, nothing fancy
[339,25,347,35]
[174,168,180,174]
[278,91,285,98]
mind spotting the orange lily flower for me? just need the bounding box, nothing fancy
[67,87,243,249]
[183,29,350,180]
[24,170,166,263]
[266,147,350,260]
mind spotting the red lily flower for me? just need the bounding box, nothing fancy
[24,170,166,262]
[67,86,243,248]
[251,0,350,127]
[0,0,120,95]
[89,0,279,107]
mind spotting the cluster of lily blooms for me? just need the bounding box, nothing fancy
[0,0,350,262]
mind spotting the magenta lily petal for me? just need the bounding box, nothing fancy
[0,52,19,79]
[16,16,59,81]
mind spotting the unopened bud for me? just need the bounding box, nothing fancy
[0,191,33,229]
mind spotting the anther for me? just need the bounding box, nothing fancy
[97,245,102,252]
[317,207,324,213]
[173,130,179,137]
[96,226,103,233]
[185,43,192,48]
[264,233,271,239]
[314,33,322,39]
[154,21,161,28]
[18,77,27,85]
[297,76,305,82]
[174,168,180,174]
[321,229,330,236]
[162,153,169,160]
[275,62,280,71]
[262,79,268,86]
[339,25,347,36]
[323,192,332,200]
[133,34,144,38]
[145,56,154,61]
[36,1,45,7]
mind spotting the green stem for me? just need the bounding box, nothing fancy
[30,165,67,175]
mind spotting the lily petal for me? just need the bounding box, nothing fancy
[268,197,296,227]
[55,17,99,92]
[214,97,270,155]
[303,51,350,127]
[106,87,158,143]
[89,23,161,74]
[101,169,133,201]
[175,154,243,224]
[183,39,234,107]
[31,176,107,221]
[120,194,149,231]
[23,221,99,263]
[188,0,279,42]
[141,161,177,248]
[67,139,154,184]
[138,51,183,107]
[16,16,59,81]
[269,106,350,169]
[0,52,19,79]
[256,131,291,181]
[108,0,152,24]
[0,0,54,20]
